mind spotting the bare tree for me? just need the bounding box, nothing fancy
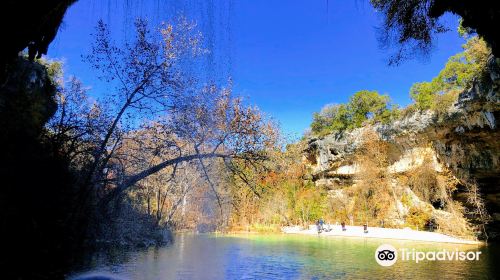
[464,179,491,240]
[47,17,278,221]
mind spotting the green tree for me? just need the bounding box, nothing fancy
[310,104,350,136]
[410,37,490,110]
[348,90,391,127]
[410,82,439,110]
[310,90,393,136]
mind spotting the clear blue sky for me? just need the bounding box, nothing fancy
[49,0,465,139]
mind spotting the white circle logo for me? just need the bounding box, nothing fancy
[375,244,397,267]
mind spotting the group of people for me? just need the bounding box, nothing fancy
[316,219,369,234]
[315,219,331,233]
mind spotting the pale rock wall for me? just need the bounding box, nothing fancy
[304,56,500,239]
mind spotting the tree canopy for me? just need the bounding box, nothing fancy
[410,36,490,110]
[310,90,393,136]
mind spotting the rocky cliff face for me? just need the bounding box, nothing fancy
[0,57,78,278]
[304,56,500,240]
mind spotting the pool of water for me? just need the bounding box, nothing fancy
[70,233,500,279]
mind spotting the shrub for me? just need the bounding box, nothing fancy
[294,186,326,224]
[405,206,432,230]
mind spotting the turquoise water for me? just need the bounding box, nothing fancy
[70,234,499,279]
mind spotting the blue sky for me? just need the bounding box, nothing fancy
[49,0,466,139]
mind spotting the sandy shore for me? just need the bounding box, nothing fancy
[282,225,481,245]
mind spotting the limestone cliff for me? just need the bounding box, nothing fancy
[304,56,500,240]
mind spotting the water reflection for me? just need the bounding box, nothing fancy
[69,234,499,280]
